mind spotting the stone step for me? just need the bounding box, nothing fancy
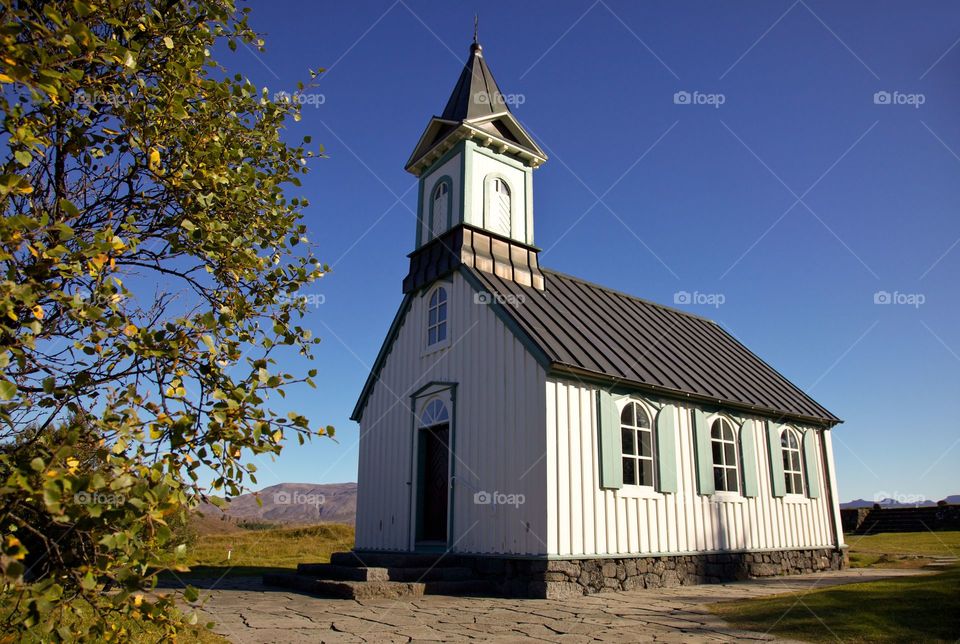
[295,562,474,582]
[329,551,463,569]
[263,573,496,599]
[263,573,425,599]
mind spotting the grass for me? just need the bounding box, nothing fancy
[712,531,960,642]
[845,530,960,568]
[712,566,960,642]
[163,522,355,579]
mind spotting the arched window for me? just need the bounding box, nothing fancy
[781,428,804,494]
[710,418,739,493]
[420,398,449,427]
[427,286,448,347]
[620,401,654,487]
[484,176,511,237]
[431,180,449,239]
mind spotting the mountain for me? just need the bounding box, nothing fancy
[197,482,357,525]
[839,496,952,509]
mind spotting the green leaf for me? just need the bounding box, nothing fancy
[0,380,17,400]
[183,585,199,602]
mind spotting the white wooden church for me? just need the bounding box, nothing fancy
[348,39,847,597]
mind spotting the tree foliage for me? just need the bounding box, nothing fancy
[0,0,328,639]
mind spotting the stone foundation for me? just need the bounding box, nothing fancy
[463,547,847,599]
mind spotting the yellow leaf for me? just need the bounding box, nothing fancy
[46,470,58,477]
[90,254,108,269]
[148,148,160,171]
[0,73,12,83]
[123,324,137,337]
[31,305,44,319]
[134,594,143,606]
[6,536,24,559]
[66,457,79,473]
[272,430,282,442]
[163,36,173,49]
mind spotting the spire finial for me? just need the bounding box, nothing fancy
[470,14,482,55]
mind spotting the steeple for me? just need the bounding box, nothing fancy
[405,41,546,175]
[402,37,546,294]
[440,41,504,122]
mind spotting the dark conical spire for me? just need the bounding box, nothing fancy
[440,40,509,121]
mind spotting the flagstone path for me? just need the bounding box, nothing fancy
[174,568,924,643]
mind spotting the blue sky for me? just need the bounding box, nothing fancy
[210,0,960,503]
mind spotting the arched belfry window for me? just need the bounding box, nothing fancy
[620,401,655,487]
[420,398,449,428]
[426,286,448,348]
[710,417,739,493]
[430,179,451,239]
[484,175,512,237]
[781,428,804,494]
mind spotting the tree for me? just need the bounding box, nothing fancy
[0,0,329,639]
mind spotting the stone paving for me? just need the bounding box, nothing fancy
[176,568,925,643]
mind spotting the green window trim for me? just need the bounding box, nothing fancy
[691,409,715,496]
[739,419,760,498]
[803,428,821,498]
[767,421,787,497]
[655,405,678,494]
[597,390,622,489]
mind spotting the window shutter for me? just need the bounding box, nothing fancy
[655,405,678,493]
[766,421,786,497]
[596,390,622,489]
[691,409,715,495]
[803,429,821,498]
[739,420,759,498]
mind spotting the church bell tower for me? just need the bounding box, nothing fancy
[402,38,548,294]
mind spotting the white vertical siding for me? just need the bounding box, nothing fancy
[546,378,840,557]
[354,272,547,554]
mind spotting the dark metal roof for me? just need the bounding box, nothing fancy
[441,42,509,121]
[467,266,841,426]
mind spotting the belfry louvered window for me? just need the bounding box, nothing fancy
[484,175,511,237]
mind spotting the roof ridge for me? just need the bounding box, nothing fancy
[539,267,717,324]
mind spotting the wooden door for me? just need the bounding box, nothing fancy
[417,424,450,544]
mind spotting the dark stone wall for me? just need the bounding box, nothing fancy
[848,504,960,535]
[841,508,872,533]
[464,548,846,599]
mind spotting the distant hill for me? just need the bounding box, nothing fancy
[840,495,957,509]
[197,482,357,526]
